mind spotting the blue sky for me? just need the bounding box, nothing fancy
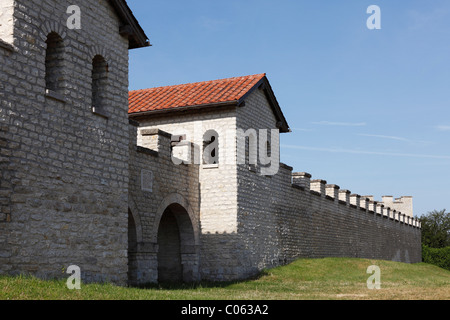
[127,0,450,217]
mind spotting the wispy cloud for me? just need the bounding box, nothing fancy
[291,128,314,132]
[358,133,435,147]
[311,121,366,127]
[357,133,410,142]
[281,144,450,160]
[436,125,450,132]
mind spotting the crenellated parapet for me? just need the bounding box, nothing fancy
[291,172,421,229]
[381,195,414,218]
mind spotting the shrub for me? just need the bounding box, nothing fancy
[422,245,450,271]
[419,209,450,248]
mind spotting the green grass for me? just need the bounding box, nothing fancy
[1,258,449,300]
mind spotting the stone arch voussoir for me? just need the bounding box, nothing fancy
[153,193,199,245]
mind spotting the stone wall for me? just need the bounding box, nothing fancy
[0,122,12,223]
[0,0,131,284]
[128,122,201,284]
[133,108,242,281]
[232,87,421,278]
[0,0,14,45]
[0,0,421,285]
[280,169,421,264]
[131,85,422,283]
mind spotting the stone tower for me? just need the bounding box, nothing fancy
[0,0,149,284]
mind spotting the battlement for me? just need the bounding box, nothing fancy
[138,128,172,157]
[292,172,420,229]
[381,195,414,218]
[136,127,199,165]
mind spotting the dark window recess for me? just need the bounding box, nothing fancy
[91,55,109,118]
[45,32,64,93]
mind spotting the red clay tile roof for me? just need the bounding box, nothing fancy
[128,73,290,132]
[128,74,266,114]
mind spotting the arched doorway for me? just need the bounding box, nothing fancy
[157,203,197,283]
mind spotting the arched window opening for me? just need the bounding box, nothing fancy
[91,55,109,117]
[45,32,64,93]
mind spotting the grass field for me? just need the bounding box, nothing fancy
[1,258,449,300]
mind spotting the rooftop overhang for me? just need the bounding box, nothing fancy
[129,75,291,133]
[108,0,151,49]
[245,75,291,133]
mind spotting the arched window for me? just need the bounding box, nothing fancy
[45,32,64,93]
[91,55,109,117]
[203,130,219,165]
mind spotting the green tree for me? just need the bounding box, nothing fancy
[419,209,450,248]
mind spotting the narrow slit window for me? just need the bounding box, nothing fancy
[45,32,64,93]
[91,55,109,117]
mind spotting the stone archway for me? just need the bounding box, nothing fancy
[127,200,149,286]
[154,194,200,283]
[157,205,183,282]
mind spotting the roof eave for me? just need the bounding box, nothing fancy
[129,100,239,118]
[128,74,291,133]
[238,76,290,133]
[108,0,151,49]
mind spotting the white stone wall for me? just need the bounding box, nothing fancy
[234,87,283,277]
[128,124,201,284]
[137,109,239,234]
[382,196,414,218]
[135,108,242,281]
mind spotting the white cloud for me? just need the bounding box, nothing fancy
[436,125,450,132]
[357,133,410,142]
[281,144,450,160]
[358,134,435,147]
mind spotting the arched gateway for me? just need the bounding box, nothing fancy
[157,203,197,282]
[154,193,200,283]
[128,194,200,285]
